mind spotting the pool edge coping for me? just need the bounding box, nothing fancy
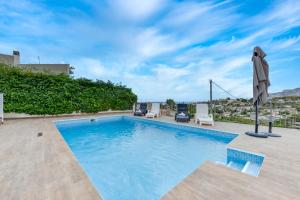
[53,115,266,191]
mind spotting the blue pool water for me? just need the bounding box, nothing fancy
[55,116,244,200]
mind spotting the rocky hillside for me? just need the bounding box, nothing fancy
[270,88,300,97]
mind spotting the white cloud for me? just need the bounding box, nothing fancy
[266,0,300,25]
[269,36,300,50]
[73,58,118,81]
[159,0,239,44]
[243,0,300,36]
[190,56,252,97]
[161,2,213,26]
[152,64,190,81]
[1,0,300,101]
[134,28,187,58]
[108,0,167,21]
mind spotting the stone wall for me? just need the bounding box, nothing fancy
[18,64,70,75]
[0,54,14,65]
[0,51,70,75]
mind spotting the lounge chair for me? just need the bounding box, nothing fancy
[175,104,190,122]
[195,103,214,126]
[146,103,161,118]
[134,103,148,116]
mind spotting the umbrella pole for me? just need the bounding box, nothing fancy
[255,100,259,133]
[245,97,269,138]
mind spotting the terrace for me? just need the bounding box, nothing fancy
[0,113,299,200]
[1,1,300,199]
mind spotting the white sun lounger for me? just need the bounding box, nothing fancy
[195,103,214,126]
[146,103,161,118]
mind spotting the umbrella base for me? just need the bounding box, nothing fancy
[245,131,268,138]
[268,133,282,137]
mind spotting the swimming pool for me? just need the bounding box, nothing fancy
[55,116,264,200]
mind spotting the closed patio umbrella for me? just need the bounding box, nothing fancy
[252,46,270,107]
[246,46,272,138]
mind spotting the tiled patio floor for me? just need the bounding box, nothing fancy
[0,114,299,200]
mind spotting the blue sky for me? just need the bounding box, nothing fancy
[0,0,300,101]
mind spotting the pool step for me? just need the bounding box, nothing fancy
[226,160,260,176]
[214,149,265,177]
[242,161,262,176]
[241,161,251,173]
[226,148,264,177]
[226,160,246,171]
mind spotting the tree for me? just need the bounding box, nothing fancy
[296,104,300,112]
[241,110,248,115]
[166,99,176,110]
[240,98,248,103]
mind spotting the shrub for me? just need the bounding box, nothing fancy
[0,64,137,115]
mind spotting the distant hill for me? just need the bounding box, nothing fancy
[270,88,300,97]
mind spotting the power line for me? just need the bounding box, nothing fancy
[211,80,238,99]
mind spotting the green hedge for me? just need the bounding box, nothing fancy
[0,64,137,115]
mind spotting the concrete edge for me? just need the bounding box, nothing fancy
[4,110,132,120]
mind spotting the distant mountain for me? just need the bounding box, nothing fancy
[270,88,300,97]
